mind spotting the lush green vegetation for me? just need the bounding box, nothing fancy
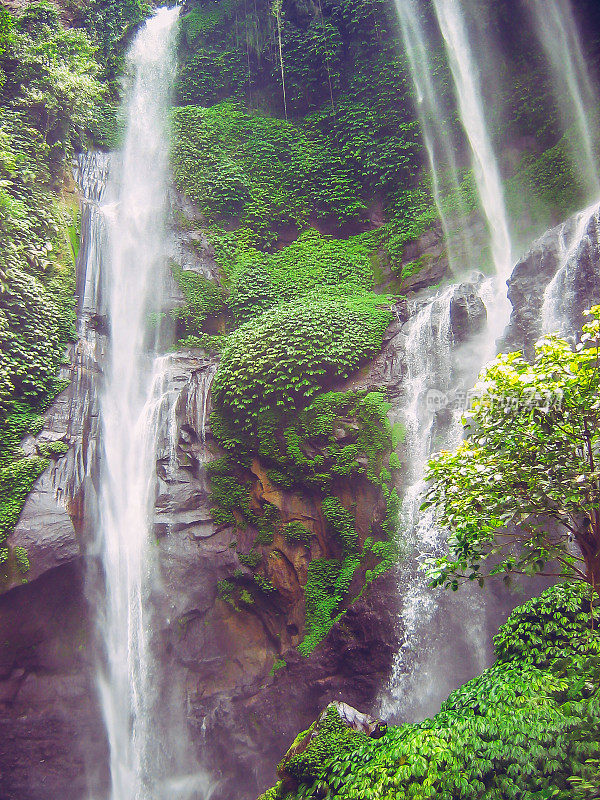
[424,306,600,592]
[0,2,108,570]
[0,0,153,569]
[260,582,600,800]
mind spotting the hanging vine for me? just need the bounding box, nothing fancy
[272,0,288,120]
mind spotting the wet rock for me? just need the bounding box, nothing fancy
[449,283,487,343]
[0,563,108,800]
[503,204,600,357]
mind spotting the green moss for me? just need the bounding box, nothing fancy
[13,546,29,574]
[253,574,276,594]
[171,333,225,354]
[279,705,369,789]
[170,263,226,336]
[266,468,294,489]
[238,549,261,569]
[228,229,374,323]
[270,657,286,675]
[299,555,361,656]
[388,451,401,470]
[171,103,367,242]
[321,497,357,554]
[37,440,69,459]
[217,578,235,604]
[208,388,399,654]
[381,488,400,538]
[240,588,254,605]
[0,456,48,551]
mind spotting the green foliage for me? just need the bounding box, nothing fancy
[171,103,366,242]
[171,333,225,354]
[279,705,368,789]
[268,583,600,800]
[254,573,276,593]
[228,228,373,323]
[493,582,597,668]
[0,455,48,549]
[83,0,151,86]
[13,545,29,574]
[208,389,398,654]
[0,5,89,555]
[424,307,600,590]
[321,497,357,553]
[171,263,226,335]
[505,129,589,242]
[299,555,361,655]
[3,7,103,160]
[212,289,392,439]
[283,521,312,545]
[270,657,286,675]
[388,451,401,470]
[37,439,69,459]
[238,549,261,569]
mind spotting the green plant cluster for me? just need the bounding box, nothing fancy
[82,0,151,87]
[260,582,600,800]
[212,289,392,439]
[227,228,373,323]
[283,522,313,545]
[174,0,426,212]
[0,455,48,564]
[171,263,226,336]
[171,102,367,242]
[0,3,101,562]
[278,705,369,791]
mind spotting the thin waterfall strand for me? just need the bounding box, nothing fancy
[394,0,475,275]
[527,0,600,197]
[432,0,513,282]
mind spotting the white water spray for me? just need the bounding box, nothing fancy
[94,9,186,799]
[541,200,600,336]
[394,0,475,274]
[432,0,512,283]
[527,0,599,197]
[383,0,518,719]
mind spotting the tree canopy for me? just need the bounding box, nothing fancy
[423,306,600,593]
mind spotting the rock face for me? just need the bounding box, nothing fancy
[0,563,107,799]
[503,202,600,356]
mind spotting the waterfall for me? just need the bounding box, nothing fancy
[90,8,198,799]
[394,0,475,275]
[431,0,512,283]
[540,200,600,337]
[383,0,518,719]
[527,0,599,198]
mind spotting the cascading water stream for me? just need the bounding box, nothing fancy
[540,200,600,337]
[92,8,185,799]
[431,0,512,285]
[527,0,600,197]
[393,0,475,275]
[385,0,600,720]
[383,0,517,719]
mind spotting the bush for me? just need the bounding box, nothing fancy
[212,288,392,438]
